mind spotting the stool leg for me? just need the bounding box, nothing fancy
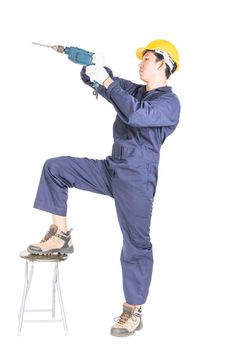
[52,263,56,319]
[55,262,68,335]
[18,261,34,335]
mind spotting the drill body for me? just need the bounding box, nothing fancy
[64,46,94,65]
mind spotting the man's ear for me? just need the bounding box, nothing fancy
[156,60,165,71]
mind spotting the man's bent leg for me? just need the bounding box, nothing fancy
[28,156,113,254]
[33,156,113,215]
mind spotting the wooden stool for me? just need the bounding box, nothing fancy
[18,250,69,335]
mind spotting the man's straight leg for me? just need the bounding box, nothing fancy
[112,162,157,306]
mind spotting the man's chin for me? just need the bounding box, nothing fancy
[139,75,147,83]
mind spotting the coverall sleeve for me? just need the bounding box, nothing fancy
[105,81,180,128]
[80,66,139,102]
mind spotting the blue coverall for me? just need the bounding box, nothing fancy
[34,66,180,305]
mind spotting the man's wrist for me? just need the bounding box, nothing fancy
[103,77,113,89]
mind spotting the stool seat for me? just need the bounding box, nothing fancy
[18,250,69,335]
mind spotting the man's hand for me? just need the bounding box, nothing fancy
[86,65,109,86]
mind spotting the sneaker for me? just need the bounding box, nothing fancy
[27,224,74,255]
[110,303,143,337]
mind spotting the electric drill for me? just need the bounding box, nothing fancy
[32,42,103,97]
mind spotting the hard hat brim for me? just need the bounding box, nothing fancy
[136,48,146,60]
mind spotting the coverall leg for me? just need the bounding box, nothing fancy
[33,156,113,216]
[107,144,158,305]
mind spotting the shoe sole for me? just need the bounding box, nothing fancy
[110,321,143,337]
[27,246,74,255]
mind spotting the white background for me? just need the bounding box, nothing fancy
[0,0,232,349]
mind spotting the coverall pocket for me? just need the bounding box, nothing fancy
[104,159,116,178]
[146,163,157,198]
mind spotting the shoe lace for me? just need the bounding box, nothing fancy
[114,311,137,325]
[40,230,55,243]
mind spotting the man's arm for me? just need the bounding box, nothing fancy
[105,80,181,128]
[80,66,139,101]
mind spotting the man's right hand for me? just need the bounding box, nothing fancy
[86,65,110,86]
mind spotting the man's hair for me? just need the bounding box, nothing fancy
[143,50,177,79]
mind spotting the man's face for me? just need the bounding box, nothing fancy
[139,51,163,82]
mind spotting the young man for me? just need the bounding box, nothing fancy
[27,39,180,337]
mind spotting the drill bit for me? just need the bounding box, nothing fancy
[32,42,65,53]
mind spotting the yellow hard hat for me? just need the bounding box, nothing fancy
[136,39,179,70]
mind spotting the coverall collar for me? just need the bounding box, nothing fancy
[145,85,172,93]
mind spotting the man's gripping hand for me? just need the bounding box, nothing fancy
[86,65,110,86]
